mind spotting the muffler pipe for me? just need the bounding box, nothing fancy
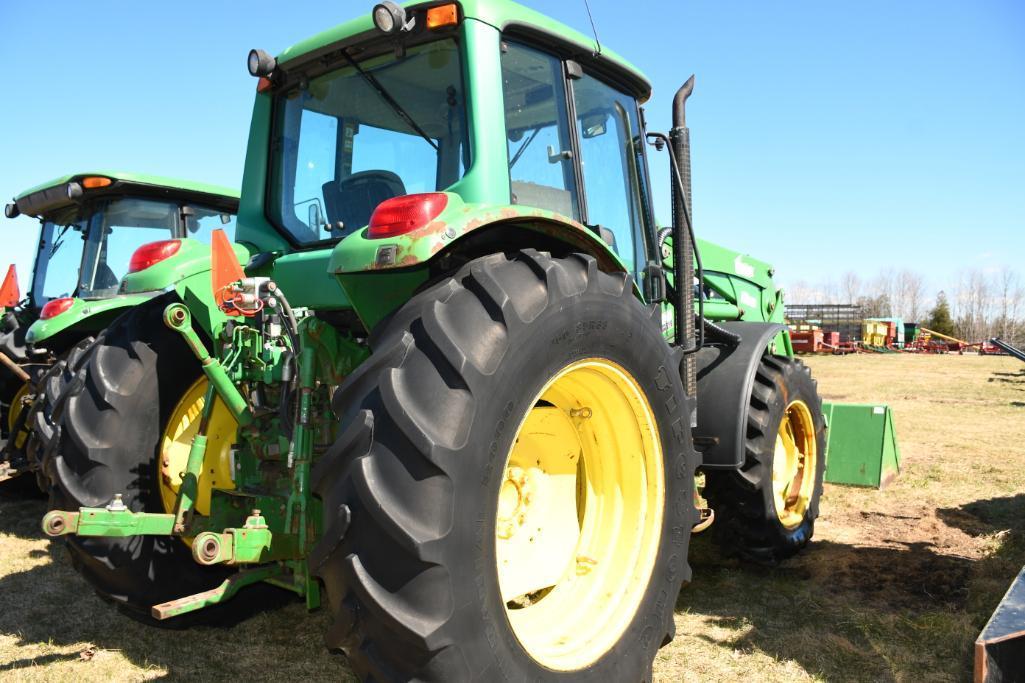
[670,75,699,410]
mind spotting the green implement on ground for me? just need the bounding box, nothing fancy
[42,2,846,679]
[822,402,901,488]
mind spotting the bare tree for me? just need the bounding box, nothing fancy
[953,269,993,341]
[840,271,861,304]
[897,270,925,321]
[871,269,896,317]
[994,267,1023,341]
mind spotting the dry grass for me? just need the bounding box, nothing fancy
[1,354,1023,681]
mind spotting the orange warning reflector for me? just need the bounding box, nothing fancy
[211,229,245,315]
[426,3,458,29]
[0,265,19,308]
[81,176,113,189]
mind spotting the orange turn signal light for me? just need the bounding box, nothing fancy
[81,176,113,189]
[426,3,458,29]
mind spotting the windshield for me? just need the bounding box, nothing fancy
[79,198,182,299]
[269,38,469,244]
[32,220,87,306]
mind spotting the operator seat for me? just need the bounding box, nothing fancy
[323,171,406,236]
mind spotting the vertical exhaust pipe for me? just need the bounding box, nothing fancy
[671,76,697,403]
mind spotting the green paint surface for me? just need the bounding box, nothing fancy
[822,402,901,488]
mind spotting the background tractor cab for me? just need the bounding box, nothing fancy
[0,172,238,482]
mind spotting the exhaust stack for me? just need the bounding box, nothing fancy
[671,75,697,400]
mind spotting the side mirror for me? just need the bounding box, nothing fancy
[308,202,324,231]
[581,112,609,138]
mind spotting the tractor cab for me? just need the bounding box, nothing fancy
[228,0,662,329]
[5,172,238,353]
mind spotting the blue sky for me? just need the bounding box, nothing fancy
[1,1,1022,299]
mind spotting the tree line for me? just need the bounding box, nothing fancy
[785,267,1024,345]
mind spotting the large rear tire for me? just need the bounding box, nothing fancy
[50,302,286,626]
[29,336,96,491]
[703,355,825,564]
[312,251,697,681]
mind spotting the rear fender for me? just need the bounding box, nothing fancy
[26,294,155,346]
[694,322,786,469]
[329,193,628,275]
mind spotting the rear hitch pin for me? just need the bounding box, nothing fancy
[107,494,127,512]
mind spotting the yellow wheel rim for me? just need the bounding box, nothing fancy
[8,382,30,450]
[158,378,237,519]
[771,399,817,529]
[496,358,665,671]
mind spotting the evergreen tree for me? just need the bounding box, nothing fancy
[927,291,955,336]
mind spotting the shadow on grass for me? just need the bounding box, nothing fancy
[988,369,1025,384]
[0,495,353,680]
[678,495,1025,681]
[0,478,48,540]
[678,531,979,681]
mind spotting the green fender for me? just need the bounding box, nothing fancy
[329,192,630,331]
[26,293,157,346]
[120,238,251,341]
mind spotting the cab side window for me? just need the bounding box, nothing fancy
[501,41,581,220]
[572,74,650,277]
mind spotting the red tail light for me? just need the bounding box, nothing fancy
[40,297,75,320]
[128,240,181,273]
[368,193,448,239]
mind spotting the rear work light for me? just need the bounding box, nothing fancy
[368,193,448,239]
[81,176,113,189]
[128,240,182,273]
[40,297,75,320]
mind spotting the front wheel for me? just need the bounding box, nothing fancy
[312,250,698,681]
[703,355,826,564]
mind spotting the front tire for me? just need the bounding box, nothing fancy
[703,355,826,564]
[312,251,697,681]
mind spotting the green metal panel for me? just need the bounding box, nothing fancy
[270,249,351,310]
[275,0,649,99]
[14,171,238,204]
[822,402,901,488]
[120,238,251,295]
[25,292,156,344]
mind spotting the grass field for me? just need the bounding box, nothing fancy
[1,353,1023,681]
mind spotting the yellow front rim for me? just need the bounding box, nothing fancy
[771,399,817,529]
[158,378,237,519]
[496,358,665,671]
[8,382,30,449]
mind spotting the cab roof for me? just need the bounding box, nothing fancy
[11,171,239,221]
[275,0,652,101]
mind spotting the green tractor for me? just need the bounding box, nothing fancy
[0,172,238,486]
[41,1,824,679]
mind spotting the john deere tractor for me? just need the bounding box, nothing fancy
[42,2,824,679]
[0,172,238,485]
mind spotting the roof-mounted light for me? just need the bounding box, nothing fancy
[426,4,459,29]
[81,176,112,189]
[3,203,18,219]
[248,49,276,78]
[373,1,415,34]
